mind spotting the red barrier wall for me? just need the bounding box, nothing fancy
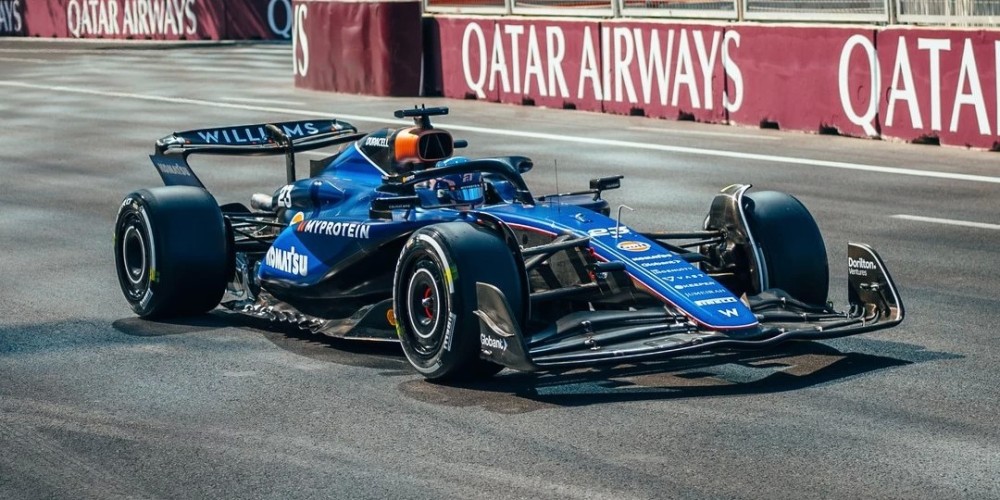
[726,26,878,137]
[0,0,288,39]
[878,29,1000,149]
[292,0,422,97]
[429,17,1000,149]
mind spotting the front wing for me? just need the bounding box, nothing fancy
[474,242,904,371]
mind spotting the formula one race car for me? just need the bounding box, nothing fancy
[114,107,904,381]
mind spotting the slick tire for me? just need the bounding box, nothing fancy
[114,186,228,318]
[393,222,523,382]
[743,191,829,307]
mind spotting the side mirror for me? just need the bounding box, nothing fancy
[590,175,623,192]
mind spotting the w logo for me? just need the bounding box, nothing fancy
[719,308,740,318]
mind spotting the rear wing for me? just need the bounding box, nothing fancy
[150,119,362,188]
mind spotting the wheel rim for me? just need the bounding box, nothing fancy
[116,212,151,303]
[406,266,442,355]
[122,225,147,285]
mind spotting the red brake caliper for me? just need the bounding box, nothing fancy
[423,286,434,319]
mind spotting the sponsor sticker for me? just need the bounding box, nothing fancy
[296,220,371,239]
[632,253,672,262]
[443,313,457,352]
[616,241,651,252]
[694,297,738,306]
[364,136,390,148]
[848,256,877,277]
[264,246,309,276]
[588,227,631,238]
[480,333,508,352]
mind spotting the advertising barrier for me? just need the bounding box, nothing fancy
[877,29,1000,149]
[0,0,291,40]
[292,0,423,97]
[5,3,998,149]
[725,26,879,137]
[429,16,1000,149]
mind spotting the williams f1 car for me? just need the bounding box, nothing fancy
[114,107,904,381]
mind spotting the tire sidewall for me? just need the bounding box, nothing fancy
[744,191,829,306]
[393,232,465,378]
[115,193,160,316]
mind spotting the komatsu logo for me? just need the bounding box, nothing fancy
[265,246,309,276]
[480,333,507,351]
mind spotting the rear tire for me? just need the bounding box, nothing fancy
[393,222,523,381]
[114,186,228,318]
[743,191,829,307]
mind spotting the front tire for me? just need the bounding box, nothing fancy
[393,222,523,381]
[114,186,228,318]
[743,191,829,307]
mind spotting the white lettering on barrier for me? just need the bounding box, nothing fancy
[722,31,743,112]
[293,4,309,78]
[524,25,546,96]
[547,26,569,99]
[490,27,510,94]
[845,34,997,137]
[506,24,524,94]
[671,29,697,108]
[613,27,637,104]
[0,0,23,34]
[459,21,741,111]
[463,22,487,98]
[579,25,601,100]
[919,38,950,131]
[634,28,672,106]
[886,37,921,129]
[65,0,197,38]
[839,34,880,136]
[950,39,989,134]
[693,30,720,110]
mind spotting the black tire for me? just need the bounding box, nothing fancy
[743,191,829,307]
[114,186,228,318]
[393,222,523,381]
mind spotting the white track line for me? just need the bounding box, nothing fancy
[0,57,48,64]
[2,80,999,185]
[220,97,305,106]
[628,125,781,140]
[891,215,1000,231]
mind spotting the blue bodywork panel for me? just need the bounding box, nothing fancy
[257,139,757,332]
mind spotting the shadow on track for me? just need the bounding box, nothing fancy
[108,314,957,414]
[398,339,960,413]
[112,314,231,337]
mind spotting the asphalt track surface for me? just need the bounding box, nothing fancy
[1,40,998,499]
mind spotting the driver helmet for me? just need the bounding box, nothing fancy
[432,157,485,207]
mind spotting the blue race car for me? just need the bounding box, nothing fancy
[114,107,904,381]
